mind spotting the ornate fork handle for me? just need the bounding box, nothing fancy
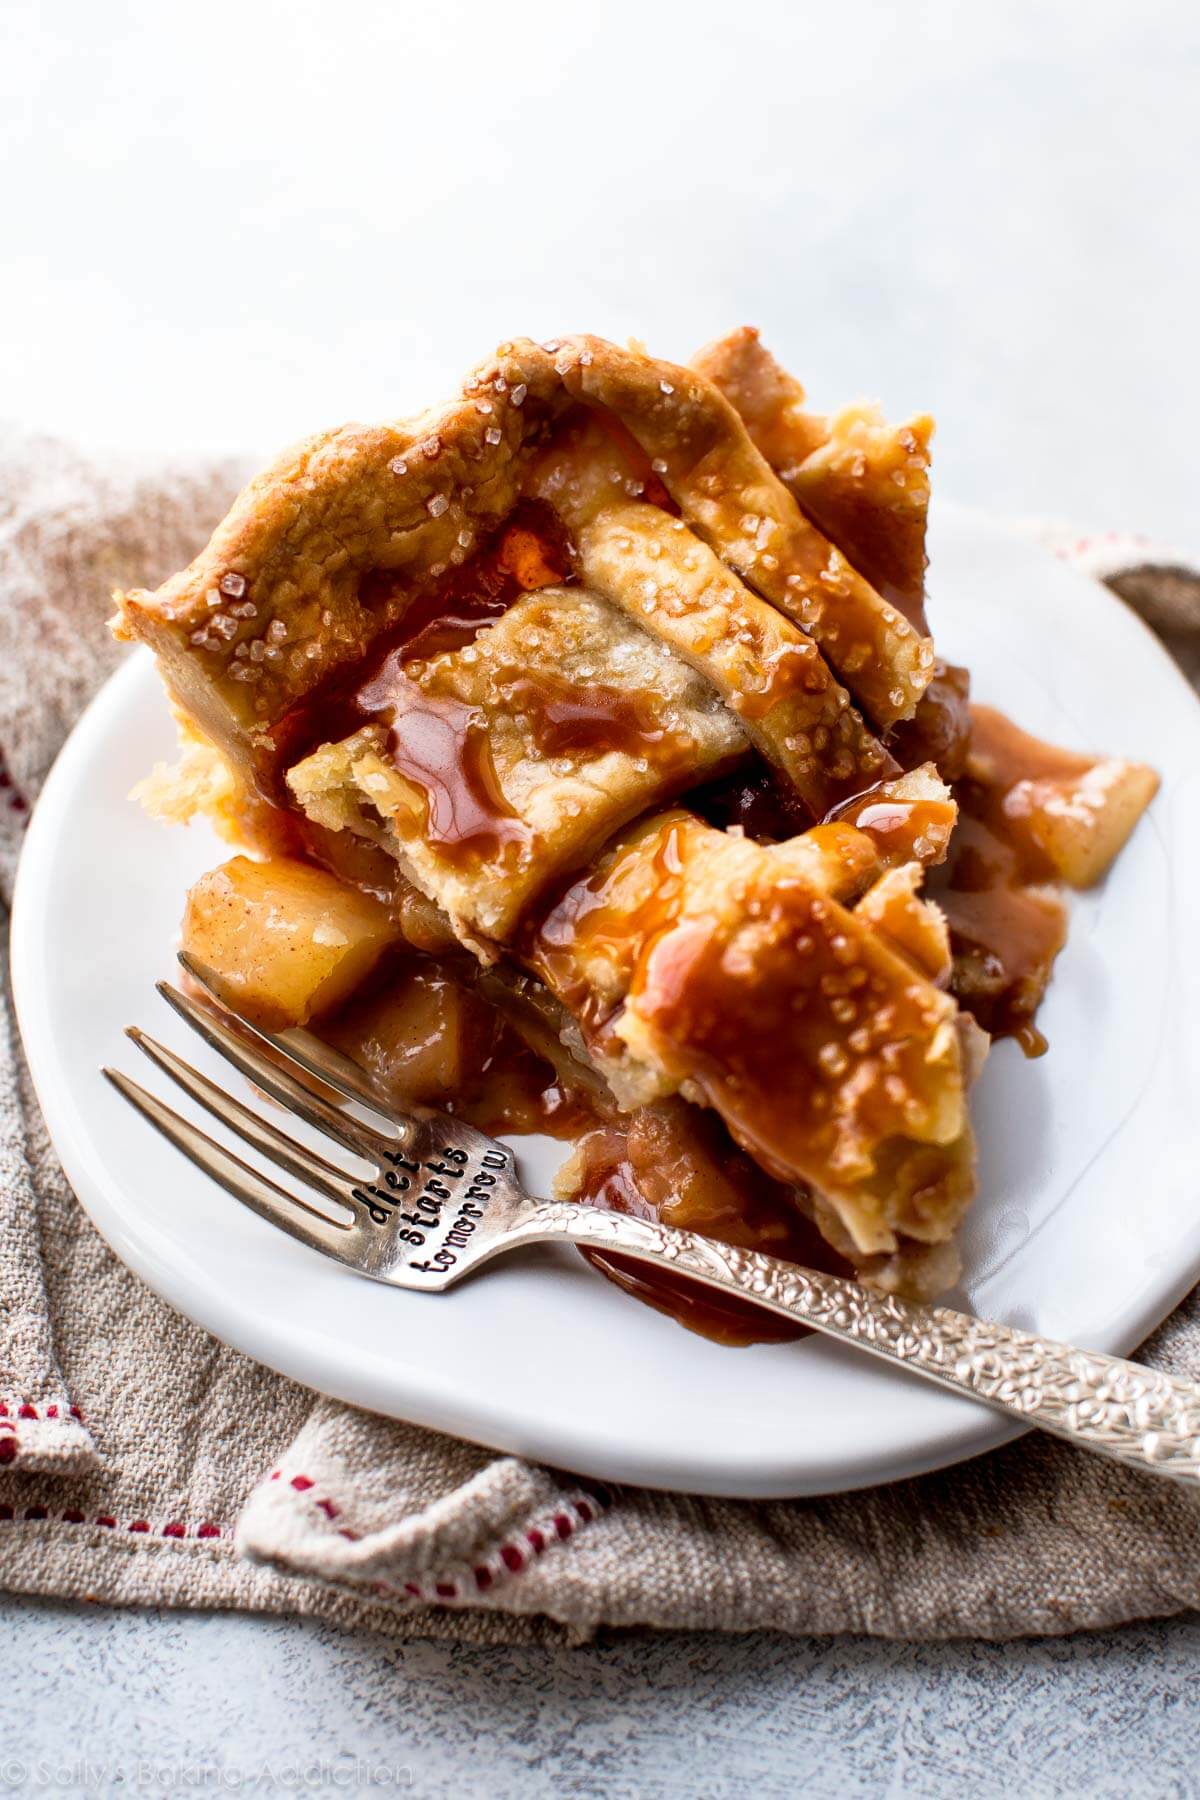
[108,976,1200,1488]
[507,1201,1200,1484]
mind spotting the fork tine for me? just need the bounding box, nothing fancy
[102,1067,360,1262]
[178,952,396,1120]
[126,1027,364,1211]
[272,1026,392,1114]
[155,981,396,1164]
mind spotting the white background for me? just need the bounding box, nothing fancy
[2,2,1198,1789]
[3,0,1197,552]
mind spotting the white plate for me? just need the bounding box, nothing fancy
[12,506,1200,1497]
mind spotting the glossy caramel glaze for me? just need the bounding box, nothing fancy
[358,674,528,867]
[290,506,589,871]
[933,864,1067,1056]
[264,501,574,786]
[565,1106,847,1346]
[830,783,955,867]
[928,703,1078,1055]
[501,668,669,760]
[321,954,595,1140]
[888,661,972,780]
[627,885,966,1210]
[526,817,688,1035]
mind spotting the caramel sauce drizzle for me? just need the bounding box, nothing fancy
[566,1109,844,1346]
[830,789,953,863]
[925,703,1077,1056]
[871,671,1073,1054]
[265,501,574,784]
[277,494,709,871]
[626,894,960,1199]
[358,671,528,866]
[502,668,668,761]
[527,820,687,1034]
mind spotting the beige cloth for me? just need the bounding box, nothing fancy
[1,427,1199,1645]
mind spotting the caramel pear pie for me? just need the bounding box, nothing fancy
[113,331,1160,1342]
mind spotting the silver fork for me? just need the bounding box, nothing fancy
[104,955,1200,1487]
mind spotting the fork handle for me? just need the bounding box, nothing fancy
[507,1201,1200,1485]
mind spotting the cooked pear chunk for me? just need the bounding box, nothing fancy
[182,855,398,1028]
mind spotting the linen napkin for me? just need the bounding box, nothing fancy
[2,424,1198,1646]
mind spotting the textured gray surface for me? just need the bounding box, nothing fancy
[1,1596,1200,1796]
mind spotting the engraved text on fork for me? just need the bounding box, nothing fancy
[351,1140,510,1271]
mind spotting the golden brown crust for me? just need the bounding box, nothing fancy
[786,406,934,634]
[115,332,934,807]
[691,324,827,470]
[578,506,894,806]
[527,809,975,1255]
[118,328,1171,1314]
[112,382,567,783]
[692,326,934,632]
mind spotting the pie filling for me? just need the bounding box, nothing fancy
[116,331,1159,1342]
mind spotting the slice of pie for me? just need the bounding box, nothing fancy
[113,331,1159,1334]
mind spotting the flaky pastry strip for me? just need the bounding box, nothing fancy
[525,423,895,814]
[528,811,975,1257]
[692,326,934,632]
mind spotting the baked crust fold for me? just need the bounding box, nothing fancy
[692,325,934,632]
